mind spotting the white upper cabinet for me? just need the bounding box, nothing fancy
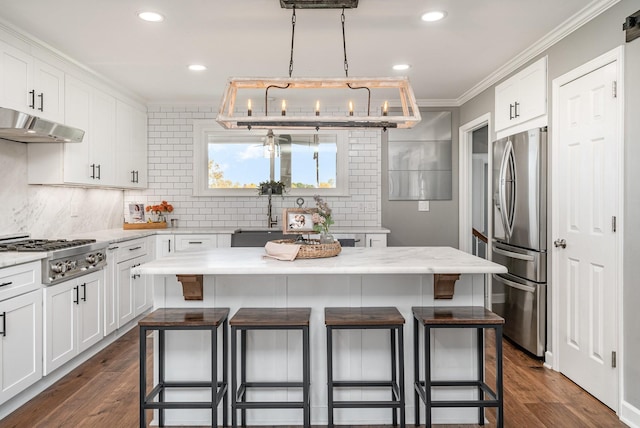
[115,100,148,188]
[28,75,117,186]
[0,41,64,123]
[0,29,147,189]
[495,56,547,133]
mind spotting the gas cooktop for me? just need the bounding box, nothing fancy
[0,239,97,252]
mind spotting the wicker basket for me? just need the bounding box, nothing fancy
[271,239,341,259]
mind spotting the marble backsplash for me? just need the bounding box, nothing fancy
[0,139,123,238]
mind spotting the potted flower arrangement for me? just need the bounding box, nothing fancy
[258,180,286,195]
[145,200,173,223]
[311,195,335,243]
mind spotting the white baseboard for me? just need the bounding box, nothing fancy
[620,400,640,428]
[543,350,554,369]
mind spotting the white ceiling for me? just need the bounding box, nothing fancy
[0,0,602,105]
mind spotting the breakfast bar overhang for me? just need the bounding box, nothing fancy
[134,246,507,426]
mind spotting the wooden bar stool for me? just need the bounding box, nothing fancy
[412,306,504,427]
[229,307,311,428]
[325,306,406,428]
[139,307,229,428]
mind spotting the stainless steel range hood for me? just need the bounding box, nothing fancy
[0,107,84,143]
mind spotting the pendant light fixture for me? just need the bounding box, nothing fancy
[216,1,421,131]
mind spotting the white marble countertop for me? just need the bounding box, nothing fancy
[0,227,392,269]
[0,252,47,269]
[133,246,506,276]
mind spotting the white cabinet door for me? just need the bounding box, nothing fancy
[365,234,387,247]
[117,261,135,328]
[156,235,174,258]
[33,58,65,123]
[494,56,547,133]
[494,78,519,132]
[104,245,118,336]
[43,270,104,375]
[133,254,152,316]
[63,75,92,184]
[132,107,148,188]
[0,289,42,404]
[89,88,116,185]
[116,100,148,188]
[76,272,103,354]
[43,279,77,374]
[516,59,546,123]
[0,42,32,113]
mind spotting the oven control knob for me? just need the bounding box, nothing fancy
[51,262,65,274]
[85,254,96,264]
[96,252,105,262]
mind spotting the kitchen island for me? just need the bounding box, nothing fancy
[134,246,506,426]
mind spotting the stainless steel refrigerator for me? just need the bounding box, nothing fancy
[491,127,547,357]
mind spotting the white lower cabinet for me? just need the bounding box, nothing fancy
[43,270,103,375]
[0,289,43,404]
[116,238,151,329]
[366,234,387,247]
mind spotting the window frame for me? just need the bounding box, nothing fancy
[193,120,350,197]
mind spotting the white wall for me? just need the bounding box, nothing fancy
[124,104,382,229]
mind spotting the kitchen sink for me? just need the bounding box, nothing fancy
[231,229,300,247]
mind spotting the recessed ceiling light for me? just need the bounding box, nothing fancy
[188,64,207,71]
[138,11,165,22]
[392,64,411,71]
[421,10,447,22]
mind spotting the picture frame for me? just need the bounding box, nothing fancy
[129,203,146,223]
[282,208,317,234]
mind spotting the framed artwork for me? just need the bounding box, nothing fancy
[129,203,146,223]
[282,208,317,234]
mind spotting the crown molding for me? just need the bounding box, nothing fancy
[456,0,621,107]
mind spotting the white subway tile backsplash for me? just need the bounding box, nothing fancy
[124,104,382,229]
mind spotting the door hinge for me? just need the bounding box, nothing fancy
[612,81,618,98]
[612,216,617,232]
[612,351,617,368]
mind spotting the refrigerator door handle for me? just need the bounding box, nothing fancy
[492,274,536,294]
[498,140,515,239]
[493,246,535,261]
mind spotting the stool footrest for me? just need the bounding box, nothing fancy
[143,401,221,410]
[332,400,403,409]
[332,380,397,388]
[234,401,307,409]
[414,380,498,400]
[145,382,228,406]
[242,381,304,388]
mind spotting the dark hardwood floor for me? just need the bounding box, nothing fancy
[0,328,626,428]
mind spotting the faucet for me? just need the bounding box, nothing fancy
[267,192,278,228]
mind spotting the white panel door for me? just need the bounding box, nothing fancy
[0,290,42,404]
[77,272,103,353]
[63,75,92,184]
[33,58,65,123]
[556,61,619,409]
[43,280,77,374]
[0,42,32,113]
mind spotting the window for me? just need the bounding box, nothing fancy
[194,120,349,196]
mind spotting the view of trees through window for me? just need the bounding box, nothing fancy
[206,133,338,190]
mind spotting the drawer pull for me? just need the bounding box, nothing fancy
[108,246,119,251]
[0,312,5,337]
[188,241,203,244]
[0,281,12,287]
[129,246,142,251]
